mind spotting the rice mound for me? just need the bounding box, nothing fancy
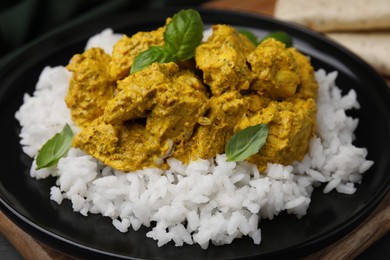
[15,29,373,249]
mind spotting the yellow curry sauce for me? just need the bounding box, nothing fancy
[65,23,318,172]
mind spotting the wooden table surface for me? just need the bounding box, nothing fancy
[1,0,389,259]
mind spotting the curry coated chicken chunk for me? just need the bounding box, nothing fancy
[109,21,167,81]
[235,98,317,170]
[175,91,246,162]
[247,38,301,100]
[247,38,318,100]
[65,48,116,128]
[195,24,256,96]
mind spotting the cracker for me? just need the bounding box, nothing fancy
[275,0,390,32]
[327,32,390,76]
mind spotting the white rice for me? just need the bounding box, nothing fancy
[14,29,374,249]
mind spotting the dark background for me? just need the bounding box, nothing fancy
[0,0,208,70]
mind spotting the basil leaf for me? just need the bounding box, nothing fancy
[36,124,74,170]
[238,29,259,45]
[225,124,269,162]
[131,9,204,74]
[164,9,203,61]
[261,31,293,47]
[130,46,172,74]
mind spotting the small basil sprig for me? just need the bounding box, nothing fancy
[131,46,172,72]
[35,124,74,170]
[238,29,259,45]
[239,29,293,47]
[261,31,292,47]
[131,9,204,74]
[225,124,269,162]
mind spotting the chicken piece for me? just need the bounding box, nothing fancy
[174,91,245,162]
[146,69,209,143]
[103,63,171,124]
[247,38,301,100]
[65,48,116,128]
[142,67,210,156]
[109,21,168,81]
[195,25,256,96]
[74,62,209,171]
[243,93,271,114]
[73,118,167,171]
[235,97,317,170]
[290,49,319,99]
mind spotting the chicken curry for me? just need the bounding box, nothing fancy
[65,20,318,172]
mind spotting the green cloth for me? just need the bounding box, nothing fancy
[0,0,207,70]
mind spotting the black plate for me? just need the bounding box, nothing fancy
[0,8,389,259]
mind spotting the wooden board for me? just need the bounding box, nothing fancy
[0,0,389,259]
[203,0,276,16]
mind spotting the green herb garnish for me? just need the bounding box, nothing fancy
[131,9,204,74]
[35,124,74,170]
[239,29,292,47]
[238,29,259,45]
[225,123,269,162]
[131,46,172,73]
[261,30,292,47]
